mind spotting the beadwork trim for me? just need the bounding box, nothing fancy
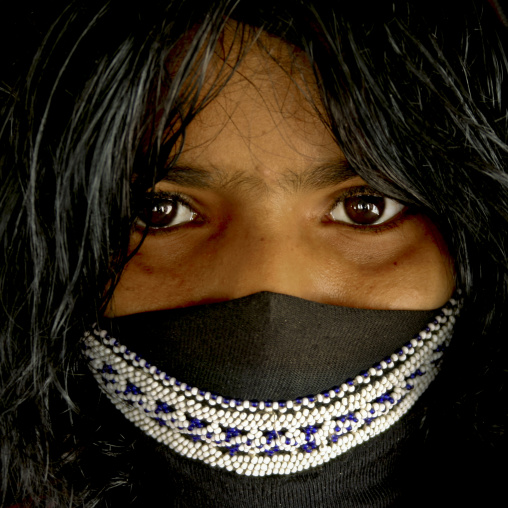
[82,297,461,477]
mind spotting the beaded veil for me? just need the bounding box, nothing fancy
[82,296,461,477]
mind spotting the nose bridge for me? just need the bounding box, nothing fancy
[218,217,312,299]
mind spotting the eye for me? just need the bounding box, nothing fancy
[136,196,198,229]
[328,191,405,226]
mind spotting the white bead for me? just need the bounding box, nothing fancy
[81,298,460,477]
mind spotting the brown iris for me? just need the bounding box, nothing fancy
[140,200,177,228]
[343,195,385,225]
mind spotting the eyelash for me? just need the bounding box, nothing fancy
[325,186,407,231]
[134,192,202,232]
[135,187,408,234]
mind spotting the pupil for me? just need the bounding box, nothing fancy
[143,201,176,227]
[344,196,385,225]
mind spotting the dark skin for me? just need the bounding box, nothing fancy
[105,33,454,317]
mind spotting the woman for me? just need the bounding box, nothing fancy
[1,0,506,506]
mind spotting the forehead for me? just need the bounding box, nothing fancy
[175,28,344,187]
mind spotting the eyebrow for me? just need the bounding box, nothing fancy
[283,160,358,191]
[161,159,358,192]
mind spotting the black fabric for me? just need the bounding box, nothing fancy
[86,292,447,506]
[79,375,439,508]
[129,404,425,508]
[102,291,437,400]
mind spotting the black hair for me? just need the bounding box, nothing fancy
[1,0,507,505]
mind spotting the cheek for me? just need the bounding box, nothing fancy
[319,215,454,309]
[105,233,212,315]
[106,215,455,316]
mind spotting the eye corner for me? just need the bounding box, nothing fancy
[134,192,202,232]
[326,190,407,230]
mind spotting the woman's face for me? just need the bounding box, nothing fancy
[105,35,455,317]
